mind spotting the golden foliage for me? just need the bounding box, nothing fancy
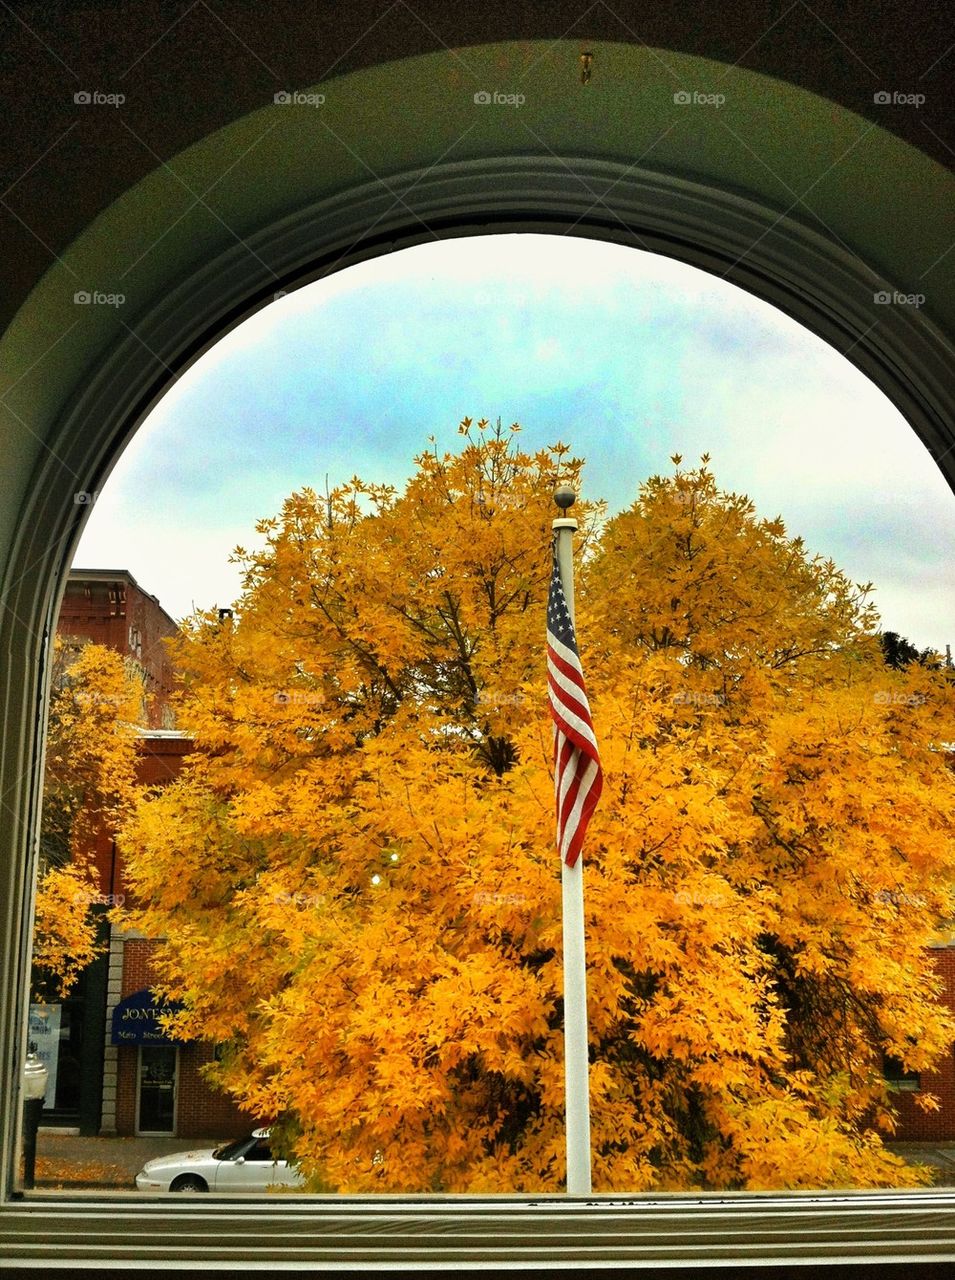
[119,426,954,1191]
[31,859,107,999]
[32,639,142,997]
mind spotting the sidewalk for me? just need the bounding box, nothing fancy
[886,1141,955,1187]
[35,1130,228,1189]
[31,1130,955,1190]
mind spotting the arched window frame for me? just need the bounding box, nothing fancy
[2,152,954,1268]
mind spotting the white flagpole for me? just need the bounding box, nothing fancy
[553,485,592,1195]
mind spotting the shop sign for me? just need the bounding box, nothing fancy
[111,989,183,1045]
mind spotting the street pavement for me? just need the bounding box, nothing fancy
[32,1129,955,1190]
[36,1129,229,1188]
[885,1142,955,1187]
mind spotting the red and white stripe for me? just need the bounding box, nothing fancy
[547,596,602,868]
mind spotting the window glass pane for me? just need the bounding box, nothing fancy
[22,235,955,1199]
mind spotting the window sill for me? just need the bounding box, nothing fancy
[3,1188,955,1267]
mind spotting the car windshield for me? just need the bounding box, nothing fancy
[211,1136,252,1161]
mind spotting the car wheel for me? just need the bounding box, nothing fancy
[169,1174,208,1192]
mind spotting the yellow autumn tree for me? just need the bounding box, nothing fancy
[32,638,143,998]
[119,423,955,1192]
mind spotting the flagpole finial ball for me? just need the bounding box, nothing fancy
[554,484,577,510]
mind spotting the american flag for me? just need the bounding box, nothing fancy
[547,546,602,867]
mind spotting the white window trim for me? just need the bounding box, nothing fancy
[3,1187,955,1267]
[2,158,955,1268]
[135,1045,178,1137]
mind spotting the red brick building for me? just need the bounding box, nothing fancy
[58,568,179,729]
[888,941,955,1141]
[99,732,249,1139]
[108,932,248,1139]
[39,571,249,1139]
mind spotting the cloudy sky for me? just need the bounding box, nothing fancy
[75,234,955,652]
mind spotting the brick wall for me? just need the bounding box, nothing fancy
[113,937,155,1135]
[114,939,250,1138]
[892,945,955,1141]
[176,1042,254,1139]
[86,733,193,903]
[120,939,156,999]
[58,571,178,728]
[54,577,252,1139]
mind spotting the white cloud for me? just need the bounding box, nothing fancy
[533,337,562,362]
[75,234,954,648]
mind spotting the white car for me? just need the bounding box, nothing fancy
[135,1127,305,1192]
